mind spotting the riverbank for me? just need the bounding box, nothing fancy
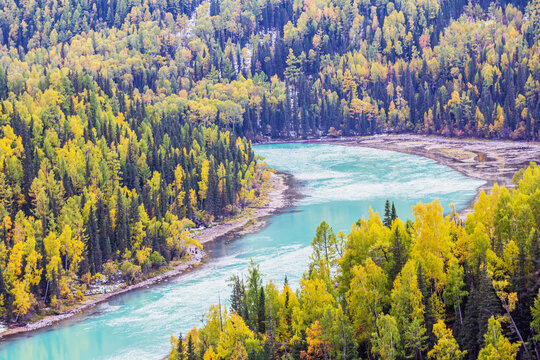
[0,172,292,340]
[260,134,540,217]
[193,172,293,245]
[0,252,204,339]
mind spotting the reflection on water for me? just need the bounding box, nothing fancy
[0,143,484,360]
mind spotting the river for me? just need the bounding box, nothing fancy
[0,143,485,360]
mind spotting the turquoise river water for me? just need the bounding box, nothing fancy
[0,143,485,360]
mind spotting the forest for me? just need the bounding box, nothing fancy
[0,80,266,319]
[1,0,539,140]
[0,0,539,355]
[0,24,268,320]
[168,163,540,360]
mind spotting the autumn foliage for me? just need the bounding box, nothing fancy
[172,163,540,359]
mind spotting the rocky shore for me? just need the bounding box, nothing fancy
[193,172,292,244]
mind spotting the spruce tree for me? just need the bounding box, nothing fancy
[417,263,436,344]
[258,286,266,334]
[0,68,8,100]
[176,333,184,360]
[114,189,129,255]
[97,199,112,262]
[246,261,263,331]
[383,200,392,227]
[459,267,502,358]
[186,335,195,360]
[87,209,102,274]
[230,274,248,320]
[389,229,406,283]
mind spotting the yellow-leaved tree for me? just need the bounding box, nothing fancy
[411,200,452,289]
[217,312,261,359]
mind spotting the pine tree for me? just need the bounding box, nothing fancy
[391,202,397,222]
[258,286,266,334]
[389,228,406,283]
[97,199,112,262]
[87,208,102,274]
[246,260,262,331]
[418,263,436,344]
[186,335,195,360]
[114,189,129,255]
[0,68,8,100]
[176,332,184,360]
[383,200,392,227]
[460,267,501,358]
[230,274,248,320]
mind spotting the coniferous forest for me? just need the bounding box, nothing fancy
[168,164,540,359]
[0,0,539,357]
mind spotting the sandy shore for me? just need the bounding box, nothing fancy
[262,134,540,216]
[0,172,292,340]
[337,135,540,216]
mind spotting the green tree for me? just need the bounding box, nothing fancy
[177,333,185,360]
[371,314,400,360]
[404,317,428,360]
[443,258,468,325]
[532,288,540,342]
[230,274,248,320]
[257,286,266,334]
[246,260,263,332]
[187,334,195,360]
[384,200,392,227]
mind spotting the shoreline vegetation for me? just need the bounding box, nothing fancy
[2,134,538,342]
[0,171,292,340]
[167,157,540,360]
[193,172,293,245]
[168,146,540,360]
[0,0,538,356]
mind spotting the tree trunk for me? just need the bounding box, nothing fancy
[43,279,50,302]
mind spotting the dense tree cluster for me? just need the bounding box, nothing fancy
[169,163,540,359]
[0,0,202,51]
[0,64,265,320]
[1,0,539,143]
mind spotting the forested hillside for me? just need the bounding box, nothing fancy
[1,0,540,141]
[2,0,539,140]
[0,0,539,340]
[168,163,540,359]
[0,2,270,319]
